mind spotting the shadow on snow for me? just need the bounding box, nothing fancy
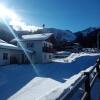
[0,55,99,100]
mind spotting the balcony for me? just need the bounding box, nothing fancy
[42,46,55,53]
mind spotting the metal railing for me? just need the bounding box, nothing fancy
[58,58,100,100]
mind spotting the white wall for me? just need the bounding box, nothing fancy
[17,40,53,63]
[32,41,43,63]
[0,48,10,66]
[20,40,43,63]
[0,48,22,66]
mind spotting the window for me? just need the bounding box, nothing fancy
[3,53,8,60]
[27,42,34,48]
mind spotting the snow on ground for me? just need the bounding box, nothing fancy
[53,52,99,63]
[9,77,62,100]
[0,53,99,100]
[38,65,100,100]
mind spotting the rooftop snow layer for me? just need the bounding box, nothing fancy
[22,33,53,41]
[0,39,19,50]
[11,33,53,42]
[0,39,6,43]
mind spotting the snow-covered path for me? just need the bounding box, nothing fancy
[0,53,99,100]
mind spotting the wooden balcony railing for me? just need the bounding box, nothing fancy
[57,58,100,100]
[42,47,55,53]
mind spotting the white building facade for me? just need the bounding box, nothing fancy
[11,33,54,64]
[0,39,31,66]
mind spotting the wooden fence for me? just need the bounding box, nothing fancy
[58,58,100,100]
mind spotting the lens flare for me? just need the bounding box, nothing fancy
[0,4,40,76]
[0,4,19,20]
[0,4,42,31]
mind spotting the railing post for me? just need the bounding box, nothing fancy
[84,72,91,100]
[96,58,100,78]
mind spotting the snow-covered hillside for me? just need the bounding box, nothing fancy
[0,22,77,45]
[40,28,76,41]
[75,27,100,48]
[0,53,99,100]
[80,27,97,37]
[75,27,99,37]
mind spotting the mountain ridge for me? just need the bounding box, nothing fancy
[0,23,100,50]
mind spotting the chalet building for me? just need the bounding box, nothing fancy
[0,39,32,66]
[11,33,54,63]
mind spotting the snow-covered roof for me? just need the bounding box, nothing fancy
[56,51,71,55]
[0,39,6,43]
[0,39,19,50]
[22,33,53,41]
[0,39,33,53]
[11,33,53,42]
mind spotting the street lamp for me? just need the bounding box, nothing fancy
[42,24,46,33]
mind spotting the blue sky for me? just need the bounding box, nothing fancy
[1,0,100,32]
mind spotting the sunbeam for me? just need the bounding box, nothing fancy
[0,4,19,21]
[3,18,40,76]
[0,4,42,31]
[0,4,40,76]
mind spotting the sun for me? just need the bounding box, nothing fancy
[0,4,42,31]
[0,4,19,21]
[0,4,22,29]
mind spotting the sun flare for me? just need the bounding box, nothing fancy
[0,4,19,21]
[0,4,42,31]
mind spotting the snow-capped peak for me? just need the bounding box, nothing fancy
[81,27,97,36]
[39,28,76,41]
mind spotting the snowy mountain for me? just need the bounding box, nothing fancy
[47,28,76,41]
[75,27,100,48]
[34,28,76,42]
[0,21,100,49]
[79,27,98,37]
[0,22,9,32]
[0,22,14,42]
[75,27,99,38]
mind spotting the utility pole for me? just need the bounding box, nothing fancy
[97,32,100,49]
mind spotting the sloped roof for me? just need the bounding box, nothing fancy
[11,33,53,42]
[0,39,33,53]
[0,39,6,43]
[0,39,19,50]
[22,33,53,40]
